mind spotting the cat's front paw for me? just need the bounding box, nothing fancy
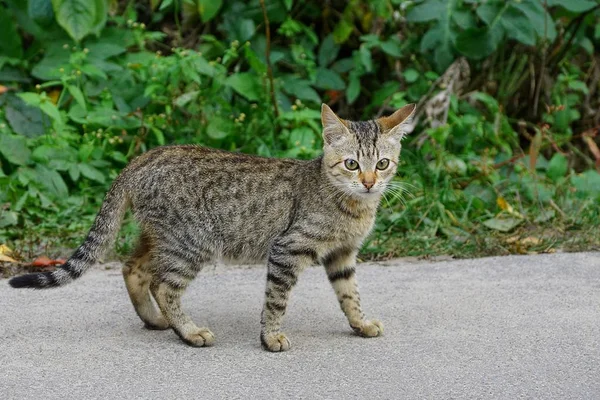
[179,327,216,347]
[352,319,384,337]
[261,332,291,352]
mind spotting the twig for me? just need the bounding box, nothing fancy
[259,0,279,118]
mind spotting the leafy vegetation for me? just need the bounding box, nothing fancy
[1,0,599,263]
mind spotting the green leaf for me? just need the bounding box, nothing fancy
[483,216,523,232]
[39,101,63,125]
[0,134,31,166]
[514,0,557,42]
[406,0,445,22]
[174,91,200,108]
[0,211,18,228]
[4,94,50,137]
[282,78,321,103]
[571,170,600,198]
[35,165,68,198]
[381,38,402,57]
[51,0,100,42]
[314,68,346,91]
[346,74,361,104]
[198,0,223,23]
[90,0,107,36]
[403,68,419,83]
[501,6,536,46]
[333,19,353,43]
[28,0,55,27]
[67,85,87,111]
[455,26,503,59]
[534,209,555,224]
[359,46,373,72]
[225,72,262,101]
[78,163,105,183]
[318,34,340,67]
[206,116,232,140]
[547,0,597,12]
[0,10,23,59]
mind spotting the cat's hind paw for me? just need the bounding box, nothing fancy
[352,319,384,338]
[261,332,291,352]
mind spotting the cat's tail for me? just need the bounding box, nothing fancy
[9,177,130,289]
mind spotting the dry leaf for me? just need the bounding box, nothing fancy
[31,256,66,267]
[48,89,61,105]
[520,237,541,246]
[0,254,18,263]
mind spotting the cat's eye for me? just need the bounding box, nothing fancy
[376,158,390,170]
[344,159,359,171]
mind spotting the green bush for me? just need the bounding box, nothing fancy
[0,0,599,258]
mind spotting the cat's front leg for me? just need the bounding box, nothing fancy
[323,247,384,337]
[260,244,310,352]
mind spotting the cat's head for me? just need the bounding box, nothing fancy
[321,103,415,198]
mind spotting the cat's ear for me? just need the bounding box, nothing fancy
[378,104,416,140]
[321,104,349,145]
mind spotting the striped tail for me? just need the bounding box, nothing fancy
[9,180,129,289]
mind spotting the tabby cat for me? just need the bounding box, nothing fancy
[9,103,415,352]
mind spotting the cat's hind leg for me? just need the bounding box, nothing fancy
[149,253,215,347]
[122,235,169,330]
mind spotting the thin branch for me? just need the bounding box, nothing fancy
[259,0,280,118]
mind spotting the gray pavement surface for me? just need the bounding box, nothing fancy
[1,252,599,399]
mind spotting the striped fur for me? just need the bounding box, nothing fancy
[9,104,415,351]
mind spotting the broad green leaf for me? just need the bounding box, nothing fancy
[31,46,72,80]
[547,154,568,182]
[501,6,536,46]
[515,0,557,42]
[406,0,445,22]
[225,72,262,101]
[282,78,321,103]
[0,211,18,228]
[534,209,556,223]
[318,34,340,67]
[359,46,373,72]
[381,38,402,57]
[483,216,523,232]
[333,19,353,43]
[314,68,346,91]
[455,26,503,59]
[198,0,223,23]
[571,170,600,198]
[39,101,63,125]
[206,116,232,140]
[547,0,597,12]
[67,85,87,111]
[78,163,105,183]
[51,0,99,42]
[35,165,68,198]
[0,11,23,59]
[403,68,419,83]
[0,134,31,166]
[174,91,200,108]
[346,74,361,104]
[28,0,55,27]
[4,94,50,137]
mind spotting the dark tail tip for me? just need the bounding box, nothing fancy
[9,272,55,289]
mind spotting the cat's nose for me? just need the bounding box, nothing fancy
[362,180,375,190]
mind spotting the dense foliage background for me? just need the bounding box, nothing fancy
[0,0,599,261]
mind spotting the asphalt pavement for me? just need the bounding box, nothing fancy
[1,252,599,399]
